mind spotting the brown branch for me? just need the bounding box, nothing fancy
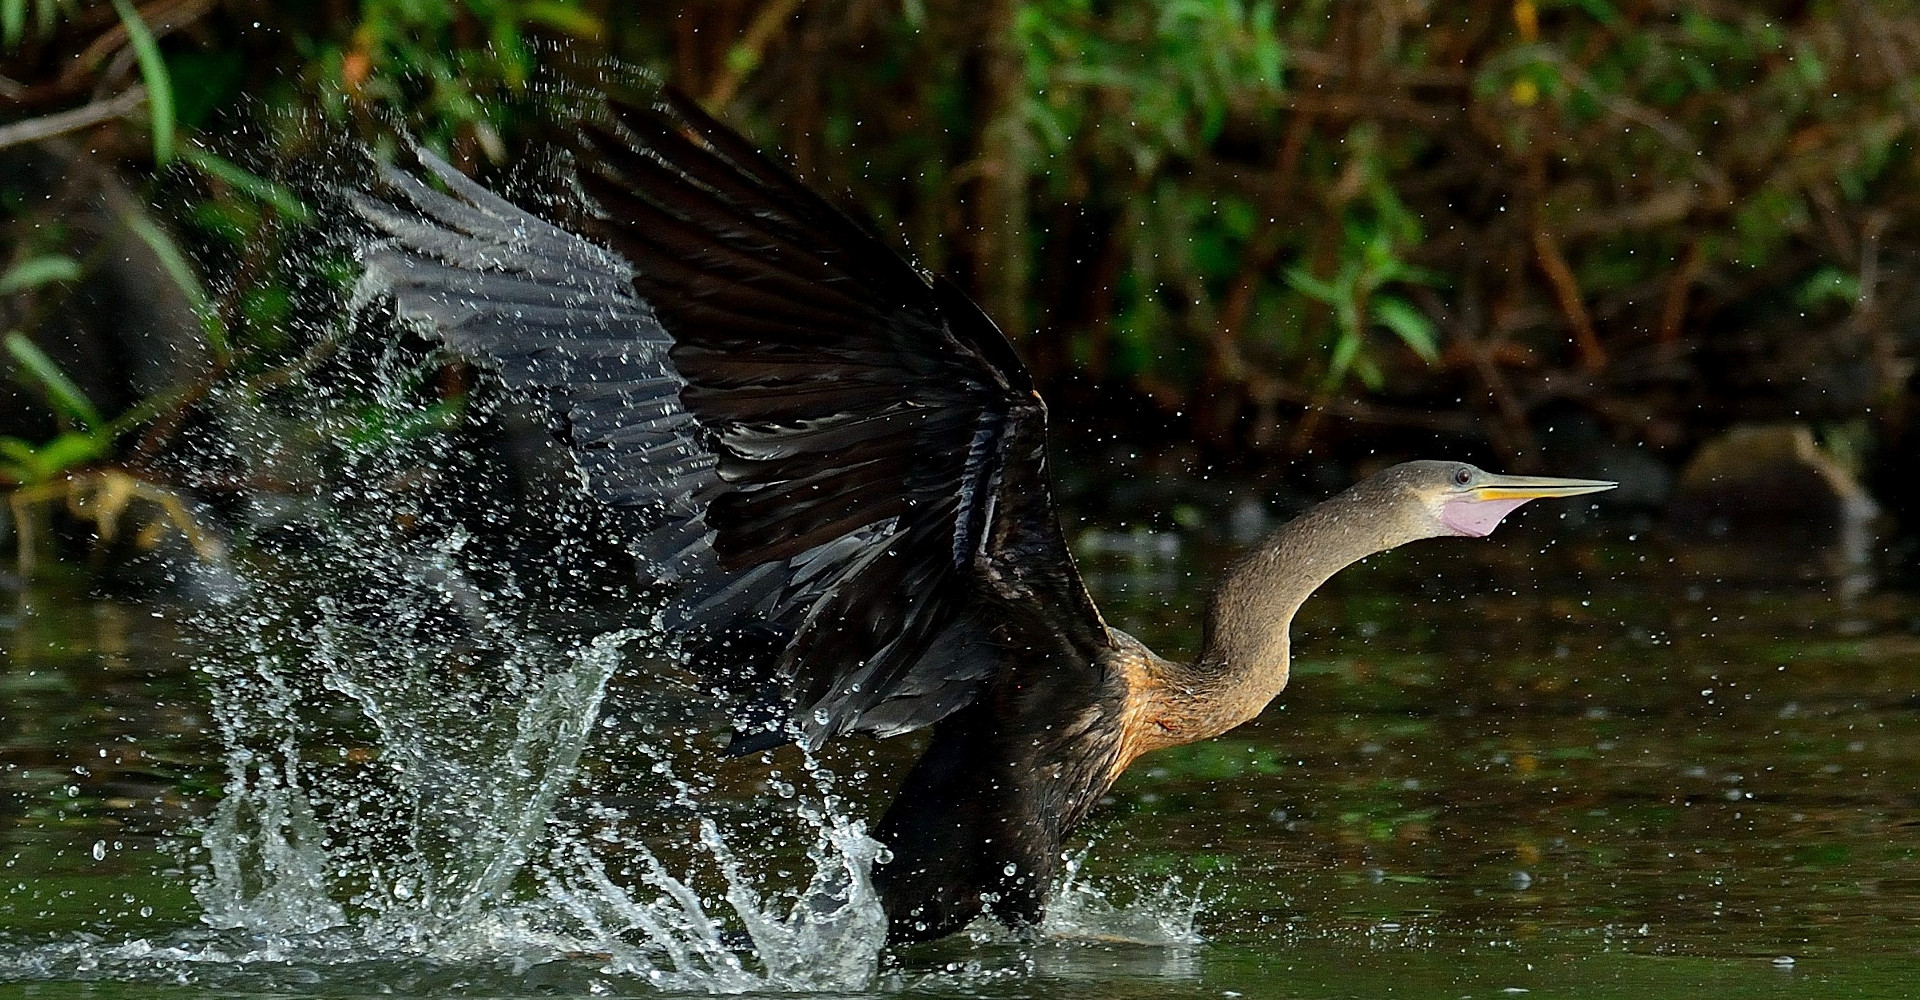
[704,0,805,111]
[0,86,146,151]
[1281,92,1464,124]
[1657,238,1703,344]
[1249,377,1485,437]
[1213,106,1318,382]
[1808,184,1862,270]
[1855,0,1920,133]
[1561,185,1697,238]
[1467,344,1538,466]
[1530,227,1606,373]
[60,0,214,92]
[964,0,1030,340]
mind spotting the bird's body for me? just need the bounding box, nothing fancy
[355,89,1612,945]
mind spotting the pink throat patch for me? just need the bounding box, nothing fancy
[1440,496,1531,537]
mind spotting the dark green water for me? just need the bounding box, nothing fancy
[3,516,1918,998]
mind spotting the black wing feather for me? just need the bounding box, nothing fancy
[355,89,1110,749]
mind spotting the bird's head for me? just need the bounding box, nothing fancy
[1363,460,1616,539]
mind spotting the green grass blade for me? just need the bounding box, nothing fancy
[111,0,174,165]
[1371,295,1439,362]
[0,254,82,295]
[3,0,25,49]
[522,2,604,39]
[4,331,105,429]
[181,144,312,222]
[121,211,228,358]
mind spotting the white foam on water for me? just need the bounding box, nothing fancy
[172,576,891,993]
[1038,849,1206,947]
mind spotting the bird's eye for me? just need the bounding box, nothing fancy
[1453,468,1473,486]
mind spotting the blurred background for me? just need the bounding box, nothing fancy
[3,0,1918,581]
[6,10,1920,989]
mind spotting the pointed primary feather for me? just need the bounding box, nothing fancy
[353,90,1111,749]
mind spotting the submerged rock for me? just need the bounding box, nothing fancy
[1668,424,1879,543]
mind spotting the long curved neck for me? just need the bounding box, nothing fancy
[1138,485,1434,749]
[1205,489,1417,678]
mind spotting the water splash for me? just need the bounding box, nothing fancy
[139,324,895,991]
[1039,849,1205,946]
[179,580,890,989]
[0,266,1200,995]
[201,614,880,987]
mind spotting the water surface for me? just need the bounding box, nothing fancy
[3,515,1918,998]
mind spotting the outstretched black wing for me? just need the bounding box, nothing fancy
[355,91,1111,750]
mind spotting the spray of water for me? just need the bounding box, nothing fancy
[1040,849,1204,946]
[156,327,897,991]
[0,166,1204,995]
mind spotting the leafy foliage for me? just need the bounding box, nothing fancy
[3,0,1919,572]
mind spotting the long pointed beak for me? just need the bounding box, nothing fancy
[1471,474,1617,502]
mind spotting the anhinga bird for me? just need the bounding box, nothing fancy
[354,90,1614,945]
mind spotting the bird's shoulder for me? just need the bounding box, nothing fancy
[1094,628,1205,783]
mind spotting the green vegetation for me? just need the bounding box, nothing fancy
[3,1,1919,574]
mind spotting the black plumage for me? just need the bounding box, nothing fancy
[356,89,1117,942]
[354,87,1616,945]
